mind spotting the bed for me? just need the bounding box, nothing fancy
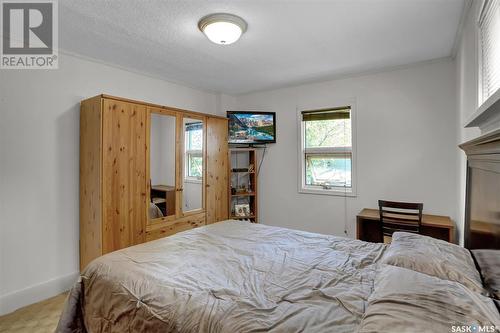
[58,221,386,332]
[58,131,500,332]
[57,220,499,333]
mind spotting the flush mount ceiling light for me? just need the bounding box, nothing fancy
[198,13,247,45]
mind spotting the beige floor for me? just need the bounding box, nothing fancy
[0,293,67,333]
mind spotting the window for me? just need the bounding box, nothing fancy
[185,122,203,180]
[478,0,500,104]
[298,105,356,196]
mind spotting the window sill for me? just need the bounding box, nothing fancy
[464,88,500,131]
[184,178,202,184]
[299,187,357,197]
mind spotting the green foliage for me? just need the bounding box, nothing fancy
[305,156,351,187]
[304,118,352,187]
[188,155,202,178]
[188,129,203,150]
[185,128,203,178]
[255,125,274,136]
[305,119,351,148]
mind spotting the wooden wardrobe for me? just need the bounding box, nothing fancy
[80,94,229,270]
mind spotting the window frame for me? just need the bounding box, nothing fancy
[184,125,203,183]
[297,100,357,197]
[477,0,500,109]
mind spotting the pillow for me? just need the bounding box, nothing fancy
[473,250,500,300]
[358,265,500,333]
[381,232,486,295]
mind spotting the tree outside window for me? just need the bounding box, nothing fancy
[299,106,355,195]
[185,123,203,179]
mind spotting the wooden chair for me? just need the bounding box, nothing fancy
[378,200,423,244]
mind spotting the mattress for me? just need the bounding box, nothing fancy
[473,249,500,300]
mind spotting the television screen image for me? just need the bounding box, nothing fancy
[228,111,276,144]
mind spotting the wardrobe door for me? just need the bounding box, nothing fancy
[79,96,103,271]
[147,108,178,224]
[102,99,147,253]
[206,117,229,224]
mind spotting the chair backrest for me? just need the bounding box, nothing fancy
[378,200,423,237]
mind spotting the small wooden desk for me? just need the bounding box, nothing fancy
[356,208,455,244]
[151,185,176,216]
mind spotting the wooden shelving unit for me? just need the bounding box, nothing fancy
[229,148,258,223]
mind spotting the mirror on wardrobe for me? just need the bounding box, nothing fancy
[182,117,204,213]
[149,112,177,222]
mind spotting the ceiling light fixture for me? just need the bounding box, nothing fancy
[198,13,247,45]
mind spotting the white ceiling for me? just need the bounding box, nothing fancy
[60,0,465,95]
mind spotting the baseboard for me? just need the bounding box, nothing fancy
[0,272,79,316]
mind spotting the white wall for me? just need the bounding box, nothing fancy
[229,59,458,237]
[150,114,176,186]
[183,181,203,211]
[150,116,163,185]
[0,52,219,315]
[455,0,482,245]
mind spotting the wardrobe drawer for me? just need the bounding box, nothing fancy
[146,212,206,241]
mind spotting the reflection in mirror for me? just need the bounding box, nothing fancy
[183,117,203,212]
[149,113,176,221]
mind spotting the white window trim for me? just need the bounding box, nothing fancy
[185,149,203,183]
[184,124,203,183]
[185,178,202,184]
[297,99,357,197]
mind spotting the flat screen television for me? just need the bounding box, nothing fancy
[227,111,276,144]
